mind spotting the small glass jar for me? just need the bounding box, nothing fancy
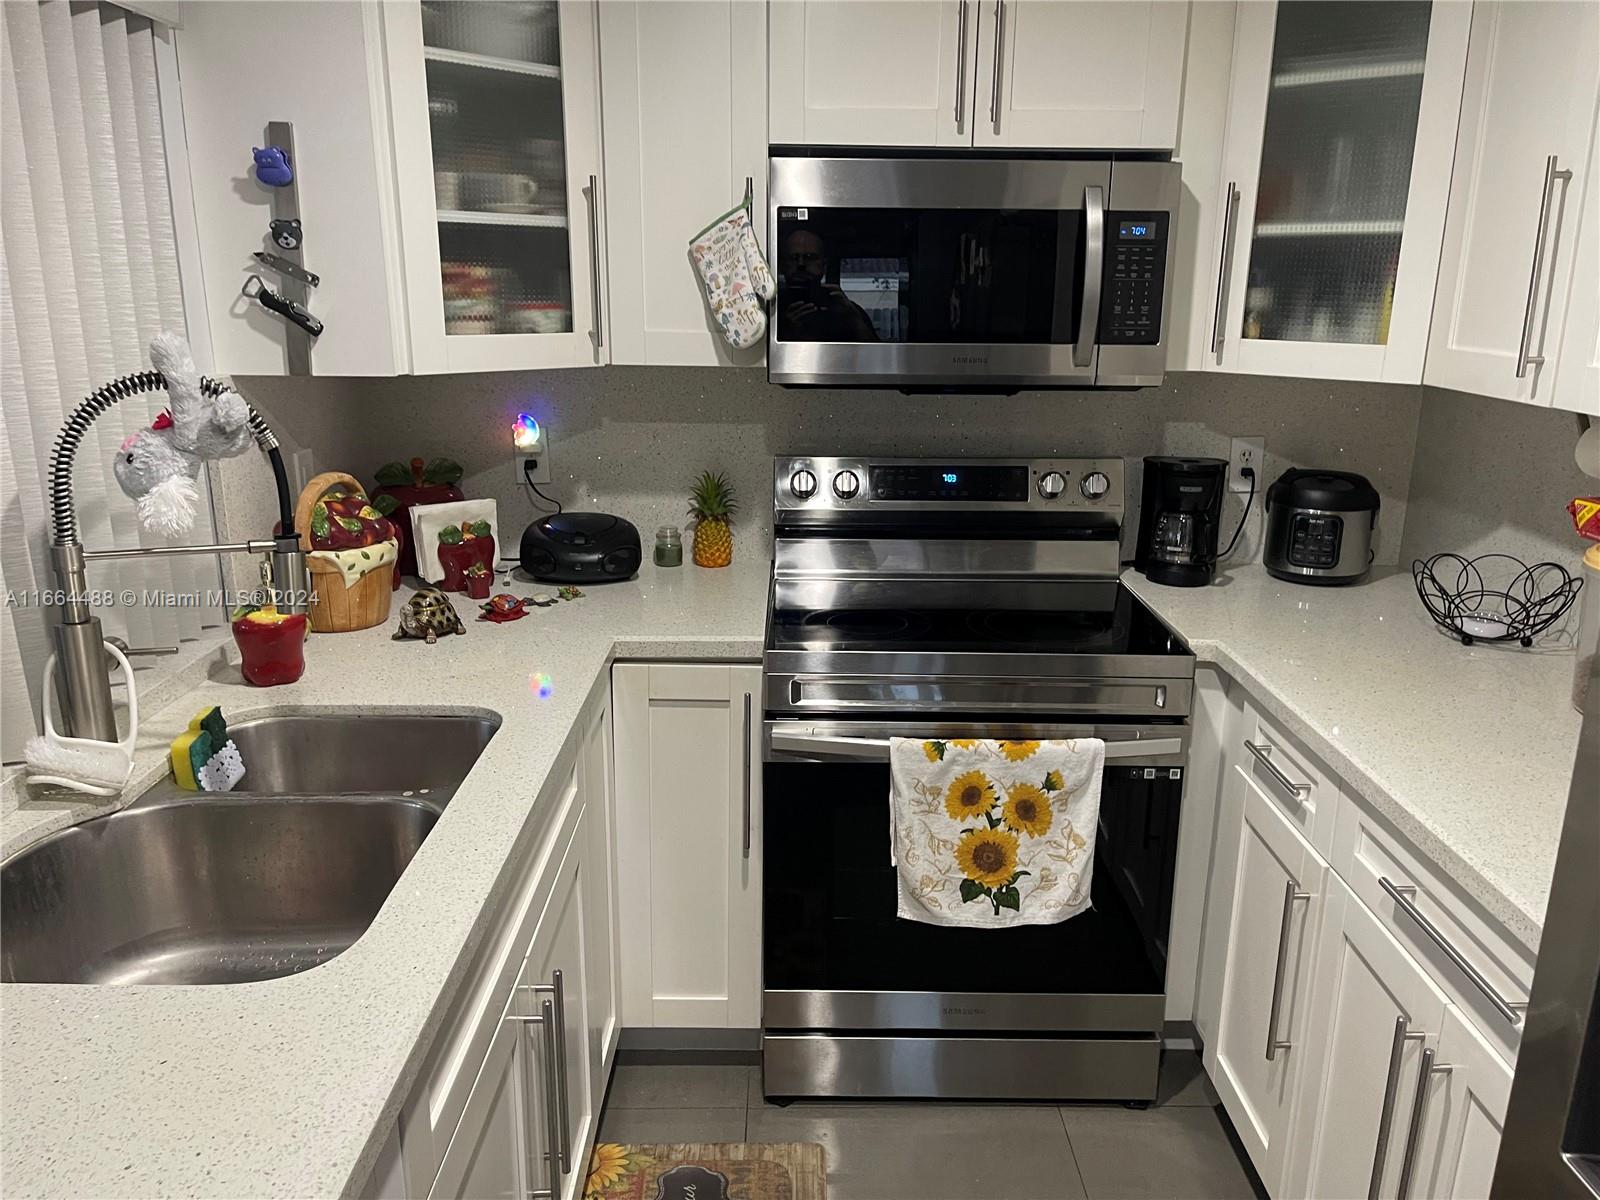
[654,525,683,567]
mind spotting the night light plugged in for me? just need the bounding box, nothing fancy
[513,412,551,483]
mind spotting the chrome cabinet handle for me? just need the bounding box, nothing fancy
[1073,185,1104,368]
[1210,181,1238,357]
[1265,878,1311,1060]
[549,970,571,1174]
[1395,1047,1452,1200]
[742,692,753,858]
[1516,154,1573,378]
[989,0,1004,132]
[1244,740,1311,799]
[586,174,604,351]
[507,1003,558,1198]
[953,1,969,131]
[1369,1016,1425,1199]
[1379,877,1527,1024]
[539,998,562,1190]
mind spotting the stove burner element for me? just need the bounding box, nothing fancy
[803,610,913,636]
[968,609,1126,651]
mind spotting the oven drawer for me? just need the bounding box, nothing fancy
[762,1033,1160,1101]
[764,988,1164,1034]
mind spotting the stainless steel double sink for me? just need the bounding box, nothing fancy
[1,711,499,987]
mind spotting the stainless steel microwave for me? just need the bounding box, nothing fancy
[767,155,1181,389]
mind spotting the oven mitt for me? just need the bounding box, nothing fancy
[690,204,774,350]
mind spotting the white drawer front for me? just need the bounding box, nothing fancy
[1237,698,1342,859]
[1332,796,1534,1066]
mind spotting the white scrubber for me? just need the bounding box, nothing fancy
[24,642,139,797]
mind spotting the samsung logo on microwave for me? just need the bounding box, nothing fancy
[950,354,989,366]
[943,1005,986,1017]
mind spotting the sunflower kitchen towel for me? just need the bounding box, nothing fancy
[888,738,1104,928]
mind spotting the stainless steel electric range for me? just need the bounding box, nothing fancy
[760,455,1195,1104]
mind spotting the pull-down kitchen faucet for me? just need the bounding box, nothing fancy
[46,371,309,741]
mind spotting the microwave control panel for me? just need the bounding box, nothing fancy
[1099,212,1168,345]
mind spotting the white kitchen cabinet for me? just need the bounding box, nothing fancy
[1285,872,1450,1200]
[1203,763,1325,1192]
[1203,0,1471,382]
[430,1010,538,1200]
[600,0,769,366]
[523,806,596,1200]
[970,1,1186,150]
[384,0,607,373]
[1410,1004,1515,1200]
[612,662,763,1029]
[577,684,620,1087]
[1424,1,1600,413]
[173,0,406,376]
[768,0,1185,151]
[1552,116,1600,416]
[768,1,971,147]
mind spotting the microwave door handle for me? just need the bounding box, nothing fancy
[768,730,1183,762]
[1073,184,1105,368]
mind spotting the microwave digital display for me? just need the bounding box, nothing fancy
[1119,221,1159,240]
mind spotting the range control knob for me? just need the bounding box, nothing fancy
[1037,471,1068,500]
[1080,471,1111,501]
[789,468,818,500]
[832,469,861,499]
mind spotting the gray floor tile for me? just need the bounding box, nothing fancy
[1155,1050,1220,1108]
[605,1063,750,1109]
[1060,1106,1258,1200]
[597,1105,748,1145]
[746,1103,1087,1200]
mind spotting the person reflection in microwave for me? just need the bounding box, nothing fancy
[778,228,879,342]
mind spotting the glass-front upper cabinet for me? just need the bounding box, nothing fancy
[386,1,605,372]
[1207,1,1470,382]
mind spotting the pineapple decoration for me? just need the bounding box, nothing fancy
[688,470,738,568]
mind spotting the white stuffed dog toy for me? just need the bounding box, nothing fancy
[112,333,254,535]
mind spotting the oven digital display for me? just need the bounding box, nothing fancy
[1119,221,1158,240]
[868,465,1029,502]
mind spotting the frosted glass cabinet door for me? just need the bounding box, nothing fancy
[385,0,606,373]
[1208,1,1470,383]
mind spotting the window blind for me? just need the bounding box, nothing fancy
[1,0,222,762]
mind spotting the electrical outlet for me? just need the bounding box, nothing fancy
[519,451,551,486]
[1230,436,1264,493]
[512,413,551,485]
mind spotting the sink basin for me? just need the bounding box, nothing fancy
[1,710,499,985]
[225,711,500,796]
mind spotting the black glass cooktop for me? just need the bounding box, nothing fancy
[767,581,1186,657]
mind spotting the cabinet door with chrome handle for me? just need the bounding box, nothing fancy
[1286,873,1450,1200]
[1205,769,1327,1192]
[1424,0,1599,407]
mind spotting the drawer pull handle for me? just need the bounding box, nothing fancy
[1265,878,1311,1060]
[1396,1047,1452,1200]
[1244,740,1311,799]
[1368,1016,1425,1198]
[1379,877,1527,1025]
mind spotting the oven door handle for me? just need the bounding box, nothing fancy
[767,729,1184,762]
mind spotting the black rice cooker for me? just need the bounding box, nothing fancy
[1264,469,1379,585]
[519,512,641,583]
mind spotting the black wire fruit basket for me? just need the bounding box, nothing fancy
[1412,553,1583,647]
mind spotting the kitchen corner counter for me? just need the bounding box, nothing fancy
[1124,564,1582,952]
[0,557,769,1200]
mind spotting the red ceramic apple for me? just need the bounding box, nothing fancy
[371,456,465,580]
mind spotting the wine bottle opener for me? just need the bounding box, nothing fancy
[242,274,323,338]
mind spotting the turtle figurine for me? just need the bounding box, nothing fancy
[392,586,466,644]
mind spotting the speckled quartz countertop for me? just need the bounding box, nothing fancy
[1124,564,1582,950]
[2,556,1579,1197]
[0,557,771,1200]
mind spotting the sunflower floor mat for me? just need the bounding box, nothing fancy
[583,1141,826,1200]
